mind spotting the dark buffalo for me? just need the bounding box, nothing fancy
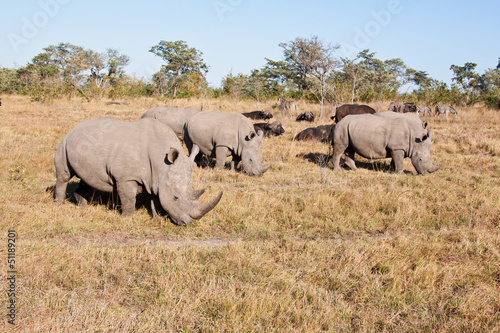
[296,112,315,122]
[294,124,335,143]
[332,104,376,123]
[242,110,273,120]
[253,121,285,137]
[388,102,417,113]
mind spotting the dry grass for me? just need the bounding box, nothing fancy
[0,95,499,332]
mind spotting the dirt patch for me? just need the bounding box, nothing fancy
[32,235,239,248]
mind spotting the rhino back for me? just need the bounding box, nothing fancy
[338,115,410,159]
[63,118,179,192]
[375,111,427,138]
[186,111,254,157]
[142,106,201,135]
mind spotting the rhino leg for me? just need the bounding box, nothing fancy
[230,155,241,171]
[215,146,229,169]
[331,149,344,171]
[391,150,405,173]
[150,195,163,219]
[116,180,138,217]
[74,181,93,206]
[54,178,69,203]
[54,166,73,204]
[344,148,357,170]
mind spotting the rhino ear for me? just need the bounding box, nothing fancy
[422,121,428,129]
[420,130,433,142]
[165,147,179,164]
[247,132,256,141]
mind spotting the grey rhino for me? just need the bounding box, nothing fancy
[332,113,440,174]
[184,111,271,176]
[141,105,202,137]
[54,117,222,225]
[374,111,428,136]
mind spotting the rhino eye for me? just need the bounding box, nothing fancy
[173,195,179,201]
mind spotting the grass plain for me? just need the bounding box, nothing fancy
[0,95,499,332]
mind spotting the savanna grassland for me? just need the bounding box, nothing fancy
[0,95,499,332]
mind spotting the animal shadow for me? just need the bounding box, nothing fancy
[299,153,412,174]
[45,181,158,216]
[194,155,216,169]
[300,152,332,168]
[341,159,414,174]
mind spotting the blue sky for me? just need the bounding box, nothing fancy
[1,0,499,88]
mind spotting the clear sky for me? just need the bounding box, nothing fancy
[1,0,499,88]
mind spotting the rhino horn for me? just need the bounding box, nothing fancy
[428,164,441,173]
[260,162,272,174]
[189,189,205,200]
[189,191,223,220]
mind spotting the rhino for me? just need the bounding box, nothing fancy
[374,111,428,135]
[141,105,202,137]
[332,104,375,123]
[242,110,273,120]
[184,111,271,176]
[435,104,458,118]
[294,124,335,143]
[54,117,222,225]
[332,113,440,174]
[253,121,285,137]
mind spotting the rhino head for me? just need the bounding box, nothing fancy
[241,130,271,176]
[411,130,441,175]
[158,146,222,225]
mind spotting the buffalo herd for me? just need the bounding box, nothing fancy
[54,98,454,223]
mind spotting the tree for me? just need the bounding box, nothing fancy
[262,59,296,96]
[105,48,130,87]
[149,40,208,98]
[481,60,500,108]
[450,62,481,105]
[221,72,248,99]
[15,43,131,101]
[246,69,269,109]
[278,36,339,118]
[339,53,368,103]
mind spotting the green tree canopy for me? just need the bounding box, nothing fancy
[149,40,208,98]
